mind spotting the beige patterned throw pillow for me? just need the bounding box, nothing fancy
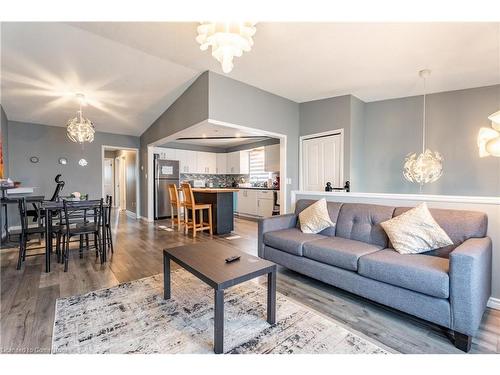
[381,202,453,254]
[298,199,335,234]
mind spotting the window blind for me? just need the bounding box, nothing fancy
[249,147,271,184]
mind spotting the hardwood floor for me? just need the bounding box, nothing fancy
[1,212,499,354]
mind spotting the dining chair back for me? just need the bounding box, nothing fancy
[61,199,104,272]
[16,198,46,270]
[105,195,114,253]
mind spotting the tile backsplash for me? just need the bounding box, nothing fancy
[180,173,250,187]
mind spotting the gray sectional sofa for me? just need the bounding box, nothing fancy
[258,199,492,352]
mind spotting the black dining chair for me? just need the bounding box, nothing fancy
[61,199,104,272]
[105,195,114,254]
[16,198,49,269]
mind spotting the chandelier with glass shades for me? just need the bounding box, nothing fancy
[196,22,257,74]
[477,26,500,157]
[403,69,444,189]
[66,93,95,144]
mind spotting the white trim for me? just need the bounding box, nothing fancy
[299,128,345,191]
[146,118,288,221]
[291,190,500,207]
[487,297,500,310]
[101,145,141,216]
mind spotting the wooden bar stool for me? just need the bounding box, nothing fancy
[180,183,213,237]
[168,184,184,230]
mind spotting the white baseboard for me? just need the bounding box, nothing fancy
[125,210,137,219]
[487,297,500,310]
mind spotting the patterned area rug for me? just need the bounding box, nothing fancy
[52,270,392,354]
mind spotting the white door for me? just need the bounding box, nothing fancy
[302,133,342,191]
[114,157,120,208]
[119,156,127,210]
[103,158,114,200]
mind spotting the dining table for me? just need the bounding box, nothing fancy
[41,200,109,273]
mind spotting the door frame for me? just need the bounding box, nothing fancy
[299,128,344,191]
[101,145,140,217]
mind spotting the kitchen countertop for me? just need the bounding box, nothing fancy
[235,186,280,191]
[192,188,239,193]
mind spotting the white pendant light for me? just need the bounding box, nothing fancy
[196,22,256,73]
[403,69,443,189]
[66,93,95,144]
[477,24,500,157]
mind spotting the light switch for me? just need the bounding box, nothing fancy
[286,178,292,185]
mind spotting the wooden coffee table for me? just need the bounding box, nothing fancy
[163,242,277,354]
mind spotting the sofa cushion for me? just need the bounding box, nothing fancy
[298,199,335,234]
[381,203,453,255]
[303,237,383,271]
[393,206,488,247]
[263,228,326,256]
[335,203,395,247]
[295,199,343,236]
[358,249,450,298]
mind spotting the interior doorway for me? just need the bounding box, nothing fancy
[101,146,140,218]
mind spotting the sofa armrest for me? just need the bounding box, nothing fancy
[257,214,297,258]
[449,237,492,336]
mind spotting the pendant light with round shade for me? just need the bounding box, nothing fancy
[403,69,444,190]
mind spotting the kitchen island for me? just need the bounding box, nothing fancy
[192,188,239,235]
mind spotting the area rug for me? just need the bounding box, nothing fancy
[52,270,392,354]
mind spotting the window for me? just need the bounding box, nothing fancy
[249,147,271,184]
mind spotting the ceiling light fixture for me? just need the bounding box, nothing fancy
[66,93,95,144]
[403,69,444,190]
[477,24,500,157]
[196,22,257,74]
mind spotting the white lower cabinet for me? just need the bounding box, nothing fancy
[237,189,258,216]
[237,189,276,217]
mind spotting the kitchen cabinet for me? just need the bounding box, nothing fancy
[216,153,227,174]
[264,144,280,172]
[196,151,217,174]
[157,148,176,160]
[176,149,197,174]
[227,151,249,174]
[236,189,277,217]
[236,189,257,216]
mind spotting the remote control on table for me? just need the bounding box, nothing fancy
[225,255,241,263]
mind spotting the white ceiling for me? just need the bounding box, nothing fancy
[162,121,276,148]
[2,22,499,136]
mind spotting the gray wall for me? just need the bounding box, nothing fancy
[361,85,500,196]
[139,71,209,217]
[299,95,352,183]
[208,71,300,210]
[1,105,8,239]
[1,104,8,178]
[349,96,365,192]
[7,121,139,224]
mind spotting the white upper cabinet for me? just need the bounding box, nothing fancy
[216,153,227,174]
[157,148,176,160]
[176,149,197,174]
[227,151,249,174]
[264,144,280,172]
[196,151,217,174]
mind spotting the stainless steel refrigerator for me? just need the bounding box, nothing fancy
[153,155,180,220]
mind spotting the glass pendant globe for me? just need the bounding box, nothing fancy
[66,110,95,144]
[403,149,443,185]
[485,135,500,157]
